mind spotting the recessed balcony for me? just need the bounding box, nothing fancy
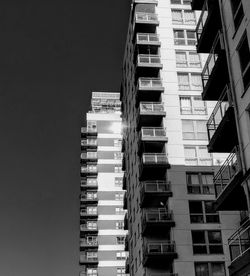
[81,127,97,137]
[228,220,250,276]
[81,138,98,149]
[136,33,161,53]
[125,257,130,273]
[123,191,128,209]
[80,179,98,190]
[207,86,238,153]
[80,208,98,218]
[196,0,221,53]
[142,209,175,235]
[80,193,98,204]
[191,0,205,10]
[80,152,98,163]
[136,78,164,104]
[81,165,98,176]
[136,55,163,77]
[140,181,172,207]
[201,32,228,100]
[80,238,98,249]
[143,242,177,266]
[139,153,170,180]
[80,223,98,234]
[79,253,98,265]
[123,173,127,190]
[134,12,159,34]
[124,213,128,230]
[125,234,129,251]
[137,102,166,129]
[214,147,246,211]
[122,154,126,171]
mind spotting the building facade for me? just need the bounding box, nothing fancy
[121,0,243,276]
[191,0,250,275]
[80,92,128,276]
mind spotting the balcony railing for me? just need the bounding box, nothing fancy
[80,224,98,231]
[196,0,208,41]
[81,139,97,147]
[80,180,98,189]
[229,220,250,262]
[142,153,168,164]
[207,86,232,141]
[137,55,162,66]
[137,33,160,44]
[138,78,163,90]
[79,254,98,263]
[144,242,176,255]
[143,210,173,223]
[81,127,97,135]
[80,193,98,201]
[135,12,159,24]
[81,152,98,160]
[81,166,98,174]
[201,32,223,89]
[80,209,98,216]
[141,127,166,140]
[80,238,98,247]
[141,180,171,193]
[140,102,165,114]
[214,147,242,198]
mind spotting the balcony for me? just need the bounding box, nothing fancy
[201,32,228,100]
[81,127,97,137]
[207,86,238,153]
[136,55,163,78]
[134,12,159,34]
[80,193,98,204]
[196,0,221,53]
[81,139,97,149]
[80,208,98,218]
[81,165,98,176]
[140,181,172,207]
[80,223,98,234]
[124,213,128,230]
[123,191,127,209]
[137,102,166,129]
[80,238,98,249]
[125,234,129,251]
[137,78,164,104]
[80,179,98,190]
[125,257,130,273]
[123,173,127,190]
[80,152,98,163]
[143,242,177,266]
[142,209,175,235]
[139,153,170,180]
[79,254,98,265]
[139,127,167,154]
[214,147,246,211]
[191,0,205,10]
[228,220,250,276]
[136,33,160,47]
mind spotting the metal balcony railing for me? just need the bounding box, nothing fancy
[207,86,232,141]
[137,55,162,66]
[143,210,173,223]
[144,242,176,254]
[137,33,160,44]
[135,12,159,23]
[140,102,165,114]
[229,220,250,262]
[142,153,168,164]
[201,31,224,89]
[141,180,171,193]
[141,127,166,139]
[196,0,208,41]
[138,78,163,89]
[214,147,242,198]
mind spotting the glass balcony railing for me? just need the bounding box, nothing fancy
[137,33,160,44]
[138,78,163,90]
[137,55,162,66]
[144,242,176,255]
[80,209,98,216]
[80,238,98,247]
[207,86,232,141]
[143,210,173,223]
[141,180,171,193]
[196,0,208,41]
[214,147,242,198]
[229,220,250,262]
[80,224,98,231]
[135,12,159,24]
[79,254,98,263]
[141,127,166,139]
[81,166,98,174]
[80,180,98,188]
[142,153,168,164]
[80,193,98,201]
[140,102,165,114]
[81,139,97,147]
[81,152,98,160]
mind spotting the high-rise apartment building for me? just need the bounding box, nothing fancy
[192,0,250,275]
[121,0,242,275]
[80,92,128,276]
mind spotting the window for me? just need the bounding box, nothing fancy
[115,193,124,201]
[114,152,122,160]
[116,251,127,260]
[177,73,202,90]
[116,236,126,245]
[115,165,122,173]
[230,0,244,30]
[174,29,196,45]
[115,177,123,187]
[87,221,98,229]
[184,146,212,166]
[116,221,124,229]
[86,236,98,245]
[180,96,207,115]
[172,9,196,25]
[115,207,125,215]
[86,252,98,260]
[186,172,214,194]
[87,178,98,186]
[189,201,220,223]
[86,268,98,276]
[182,120,207,140]
[87,121,97,132]
[195,262,225,276]
[114,139,122,147]
[117,267,126,276]
[238,33,250,90]
[171,0,191,5]
[85,192,97,200]
[176,51,201,68]
[192,230,223,254]
[87,206,98,215]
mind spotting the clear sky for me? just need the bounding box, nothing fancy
[0,1,130,275]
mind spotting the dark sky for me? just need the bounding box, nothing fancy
[0,1,130,275]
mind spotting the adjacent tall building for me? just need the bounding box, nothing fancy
[191,0,250,275]
[80,92,128,276]
[120,0,247,275]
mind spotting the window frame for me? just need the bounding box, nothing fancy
[174,29,197,46]
[186,172,215,194]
